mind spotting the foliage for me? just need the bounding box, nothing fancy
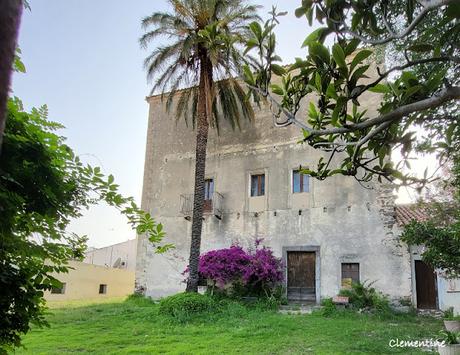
[140,0,259,131]
[438,330,460,345]
[14,297,442,354]
[0,98,169,352]
[402,221,460,278]
[243,0,460,188]
[338,281,390,313]
[198,245,251,287]
[320,297,337,317]
[158,293,215,320]
[444,307,455,320]
[193,241,283,298]
[401,155,460,278]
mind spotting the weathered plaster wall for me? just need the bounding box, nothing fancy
[136,74,412,301]
[438,277,460,315]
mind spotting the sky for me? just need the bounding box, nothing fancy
[13,0,317,248]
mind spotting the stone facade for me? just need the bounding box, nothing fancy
[136,83,413,303]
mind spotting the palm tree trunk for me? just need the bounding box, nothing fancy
[0,0,23,156]
[186,58,212,293]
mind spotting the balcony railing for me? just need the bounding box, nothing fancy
[180,192,223,220]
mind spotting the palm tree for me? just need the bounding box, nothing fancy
[0,0,23,155]
[141,0,260,292]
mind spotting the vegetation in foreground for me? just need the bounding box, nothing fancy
[15,295,443,354]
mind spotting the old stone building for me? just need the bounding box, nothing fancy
[135,84,416,304]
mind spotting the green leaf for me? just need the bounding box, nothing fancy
[344,39,360,56]
[295,6,306,18]
[302,27,328,47]
[308,102,318,119]
[331,105,341,126]
[309,42,330,64]
[332,44,346,69]
[315,72,322,91]
[249,21,262,39]
[242,65,254,85]
[271,64,286,76]
[351,13,362,30]
[369,84,390,94]
[326,84,338,99]
[350,50,372,72]
[351,65,370,84]
[270,84,284,96]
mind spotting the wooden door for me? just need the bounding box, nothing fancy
[287,251,316,301]
[415,260,437,309]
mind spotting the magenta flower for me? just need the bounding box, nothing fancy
[184,240,283,293]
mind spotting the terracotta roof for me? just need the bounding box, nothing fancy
[395,204,429,226]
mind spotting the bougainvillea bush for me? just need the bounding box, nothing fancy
[192,241,283,298]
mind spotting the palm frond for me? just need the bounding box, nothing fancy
[141,0,259,131]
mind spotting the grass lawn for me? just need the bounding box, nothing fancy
[16,296,443,354]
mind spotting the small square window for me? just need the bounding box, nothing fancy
[293,170,309,193]
[250,174,265,197]
[51,283,66,294]
[341,263,359,289]
[99,284,107,294]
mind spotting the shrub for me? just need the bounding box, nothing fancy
[191,240,283,299]
[198,245,251,287]
[339,281,390,313]
[243,246,284,296]
[320,298,337,317]
[158,293,215,319]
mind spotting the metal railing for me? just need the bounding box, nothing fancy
[180,192,223,220]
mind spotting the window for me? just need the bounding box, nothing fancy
[293,170,309,193]
[250,174,265,197]
[99,284,107,294]
[341,263,359,289]
[204,179,214,212]
[204,179,214,200]
[51,283,66,294]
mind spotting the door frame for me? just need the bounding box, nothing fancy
[410,248,438,309]
[283,246,321,304]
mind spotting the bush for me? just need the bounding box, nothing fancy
[158,293,215,319]
[191,240,283,299]
[339,281,390,313]
[320,298,337,317]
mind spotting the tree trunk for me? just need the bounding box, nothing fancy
[185,57,212,293]
[0,0,23,155]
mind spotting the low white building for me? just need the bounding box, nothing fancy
[84,239,137,271]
